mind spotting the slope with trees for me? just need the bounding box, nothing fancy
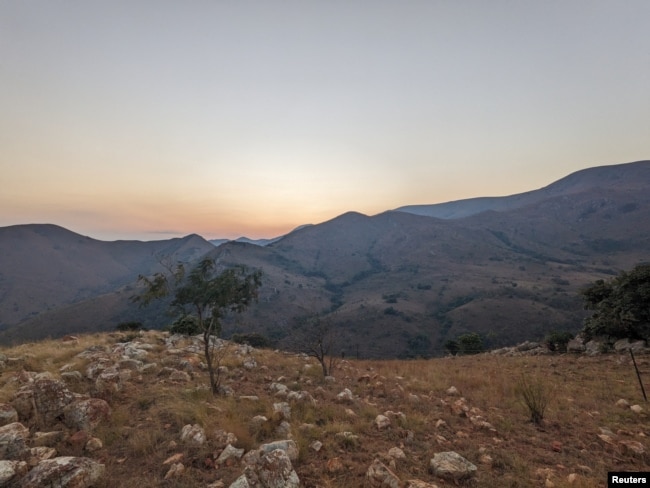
[581,263,650,341]
[133,257,262,394]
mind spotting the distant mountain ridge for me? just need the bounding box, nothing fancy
[1,160,649,355]
[395,160,650,219]
[0,224,214,330]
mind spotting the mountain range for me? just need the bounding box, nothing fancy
[1,160,648,357]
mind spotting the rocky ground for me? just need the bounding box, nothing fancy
[1,330,649,487]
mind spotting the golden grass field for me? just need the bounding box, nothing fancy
[1,331,649,487]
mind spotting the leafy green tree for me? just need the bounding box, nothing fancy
[116,321,144,332]
[444,339,460,356]
[133,257,262,395]
[581,263,650,340]
[169,315,201,335]
[545,330,574,353]
[457,333,484,355]
[231,332,271,349]
[407,334,432,358]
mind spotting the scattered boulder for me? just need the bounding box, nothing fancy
[335,431,359,446]
[286,390,315,404]
[164,462,185,480]
[85,437,103,452]
[0,460,28,485]
[95,368,122,394]
[18,456,104,488]
[567,338,586,353]
[0,404,19,426]
[429,451,477,481]
[336,388,355,403]
[620,440,645,455]
[366,459,401,488]
[0,422,30,460]
[213,429,238,449]
[32,431,64,447]
[169,370,192,382]
[375,415,391,430]
[216,444,245,466]
[180,424,206,446]
[613,339,649,354]
[273,402,291,421]
[259,440,299,461]
[28,446,57,465]
[249,415,268,433]
[269,383,289,398]
[388,447,406,460]
[243,358,257,370]
[237,448,300,488]
[63,398,111,432]
[585,340,604,355]
[32,377,77,424]
[406,481,440,488]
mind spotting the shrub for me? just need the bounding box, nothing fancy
[581,263,650,340]
[231,333,271,348]
[515,374,551,425]
[384,306,399,316]
[169,315,202,335]
[545,330,574,353]
[116,321,144,332]
[457,333,484,355]
[444,339,459,356]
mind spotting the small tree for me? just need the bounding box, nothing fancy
[133,257,262,395]
[545,330,574,353]
[581,263,650,340]
[290,316,339,377]
[457,333,484,355]
[116,321,144,332]
[444,339,460,356]
[169,315,201,335]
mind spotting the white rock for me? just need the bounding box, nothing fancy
[180,424,206,446]
[429,451,477,480]
[375,415,391,430]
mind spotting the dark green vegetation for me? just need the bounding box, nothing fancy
[580,263,650,341]
[1,160,650,357]
[133,257,262,394]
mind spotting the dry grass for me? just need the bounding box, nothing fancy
[1,332,649,487]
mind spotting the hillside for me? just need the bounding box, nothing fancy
[0,331,648,487]
[395,159,650,219]
[0,225,214,333]
[1,161,649,354]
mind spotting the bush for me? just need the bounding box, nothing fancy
[383,306,399,316]
[581,263,650,340]
[231,333,271,348]
[169,315,202,335]
[515,374,551,425]
[116,321,144,332]
[545,330,574,353]
[444,339,459,356]
[457,333,484,355]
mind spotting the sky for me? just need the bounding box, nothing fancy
[1,1,649,241]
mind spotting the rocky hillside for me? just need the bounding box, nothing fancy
[2,161,650,355]
[0,331,648,487]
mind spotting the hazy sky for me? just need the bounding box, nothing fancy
[1,1,648,241]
